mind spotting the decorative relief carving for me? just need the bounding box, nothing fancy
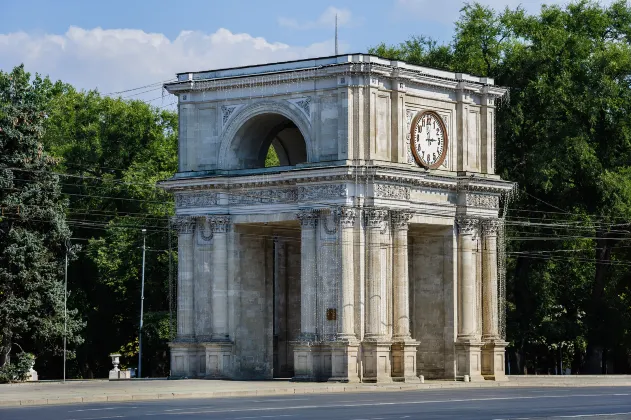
[466,193,499,209]
[208,215,231,233]
[172,216,196,235]
[320,210,338,235]
[391,211,413,230]
[295,97,311,116]
[335,207,357,229]
[375,184,410,200]
[456,216,479,236]
[175,192,218,208]
[364,208,389,229]
[297,184,347,201]
[229,189,297,205]
[297,209,319,228]
[405,110,416,164]
[197,217,213,243]
[221,105,239,125]
[482,218,501,236]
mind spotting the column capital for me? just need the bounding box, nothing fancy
[207,215,231,233]
[481,218,501,236]
[172,216,196,235]
[297,209,319,228]
[391,211,413,231]
[364,208,388,229]
[456,216,480,236]
[335,206,357,229]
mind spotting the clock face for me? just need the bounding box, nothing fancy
[410,111,448,169]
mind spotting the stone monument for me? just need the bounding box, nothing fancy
[161,54,512,382]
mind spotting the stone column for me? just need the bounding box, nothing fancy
[455,216,483,381]
[390,211,420,383]
[362,208,392,383]
[330,207,360,383]
[204,215,233,379]
[168,216,198,378]
[481,218,508,381]
[292,209,319,381]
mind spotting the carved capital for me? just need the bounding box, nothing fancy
[391,211,413,231]
[297,209,318,229]
[456,216,479,236]
[207,215,231,233]
[482,218,501,236]
[172,216,196,235]
[364,208,388,229]
[335,207,357,229]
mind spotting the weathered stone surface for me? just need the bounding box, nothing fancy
[161,55,513,382]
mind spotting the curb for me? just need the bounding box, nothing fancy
[1,381,631,408]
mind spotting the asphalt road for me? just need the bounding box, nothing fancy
[1,386,631,420]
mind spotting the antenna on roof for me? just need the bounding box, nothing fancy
[335,14,339,55]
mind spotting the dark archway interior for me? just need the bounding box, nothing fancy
[231,113,307,169]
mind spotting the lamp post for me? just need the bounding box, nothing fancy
[138,229,147,378]
[63,240,69,383]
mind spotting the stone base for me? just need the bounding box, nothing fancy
[482,339,508,381]
[108,369,131,380]
[203,341,233,379]
[391,340,420,383]
[291,342,320,382]
[362,341,393,383]
[27,368,38,382]
[455,339,484,381]
[329,341,360,383]
[168,340,201,378]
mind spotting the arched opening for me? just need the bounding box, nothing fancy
[231,113,307,170]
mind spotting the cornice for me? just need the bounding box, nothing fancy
[159,166,514,195]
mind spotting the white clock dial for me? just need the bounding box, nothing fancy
[410,111,448,168]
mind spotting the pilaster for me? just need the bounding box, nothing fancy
[293,209,319,382]
[455,216,484,381]
[390,211,420,382]
[362,208,392,383]
[481,218,507,380]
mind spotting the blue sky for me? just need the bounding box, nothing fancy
[0,0,610,104]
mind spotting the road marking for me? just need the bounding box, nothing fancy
[152,393,630,417]
[555,413,631,418]
[69,407,136,412]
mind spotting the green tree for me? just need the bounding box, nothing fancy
[0,65,83,371]
[42,88,177,378]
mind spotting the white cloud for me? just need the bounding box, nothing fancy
[394,0,616,24]
[278,6,354,30]
[0,27,340,104]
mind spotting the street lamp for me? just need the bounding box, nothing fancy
[138,229,147,378]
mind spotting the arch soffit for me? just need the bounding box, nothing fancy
[218,100,313,170]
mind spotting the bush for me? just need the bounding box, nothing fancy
[0,352,35,383]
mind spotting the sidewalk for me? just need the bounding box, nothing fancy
[1,376,631,408]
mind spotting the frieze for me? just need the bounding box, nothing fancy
[375,184,410,200]
[175,192,218,208]
[297,184,347,201]
[228,188,297,205]
[465,193,499,209]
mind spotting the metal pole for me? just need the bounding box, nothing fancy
[63,241,68,383]
[138,229,146,378]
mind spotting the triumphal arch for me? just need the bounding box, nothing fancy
[161,54,512,382]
